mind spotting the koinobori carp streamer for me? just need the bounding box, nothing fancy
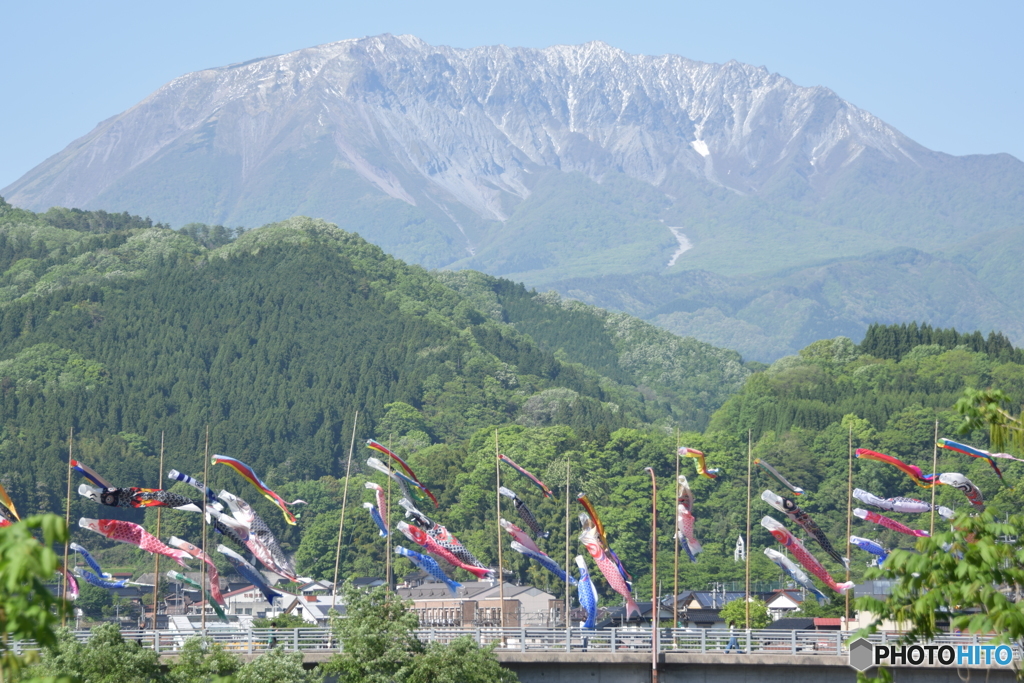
[763,548,828,605]
[575,556,599,628]
[169,536,226,606]
[217,544,281,605]
[396,521,493,579]
[499,487,549,539]
[395,545,461,596]
[579,522,640,617]
[365,440,437,507]
[854,508,929,537]
[754,458,804,495]
[938,473,985,510]
[70,542,111,579]
[853,488,954,518]
[676,475,702,562]
[679,446,719,479]
[856,449,938,488]
[79,518,192,568]
[364,503,389,537]
[760,516,854,594]
[167,570,226,621]
[576,493,608,547]
[509,541,576,585]
[850,536,889,563]
[761,490,846,567]
[498,453,554,498]
[78,484,202,512]
[212,455,305,524]
[400,498,485,568]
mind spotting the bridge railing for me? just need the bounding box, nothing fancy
[22,627,1024,660]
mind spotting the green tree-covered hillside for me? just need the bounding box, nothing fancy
[3,197,1023,611]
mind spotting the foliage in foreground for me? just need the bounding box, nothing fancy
[854,511,1024,682]
[719,597,771,629]
[32,623,163,682]
[0,514,69,681]
[324,582,515,683]
[32,628,318,683]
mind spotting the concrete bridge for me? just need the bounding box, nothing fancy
[68,626,1016,682]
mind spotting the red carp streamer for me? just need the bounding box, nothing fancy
[854,508,929,537]
[856,449,938,488]
[498,453,553,498]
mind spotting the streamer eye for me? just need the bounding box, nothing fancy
[100,489,120,506]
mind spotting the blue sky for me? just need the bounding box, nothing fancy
[2,0,1021,190]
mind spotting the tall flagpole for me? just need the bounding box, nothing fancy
[564,456,571,627]
[845,424,854,623]
[673,430,680,633]
[201,426,209,631]
[493,432,505,630]
[152,432,164,629]
[332,411,359,608]
[745,430,752,630]
[62,427,73,627]
[385,434,393,594]
[645,467,658,683]
[930,420,939,536]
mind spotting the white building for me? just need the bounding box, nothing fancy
[192,585,295,627]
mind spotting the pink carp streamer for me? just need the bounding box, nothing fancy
[500,518,542,555]
[580,522,640,617]
[365,440,438,507]
[676,475,702,562]
[856,449,938,488]
[61,567,79,601]
[854,508,929,537]
[79,518,192,568]
[761,516,853,594]
[366,482,388,520]
[498,453,553,498]
[679,447,719,479]
[169,537,225,606]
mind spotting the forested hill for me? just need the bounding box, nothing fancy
[6,197,1024,611]
[0,197,746,519]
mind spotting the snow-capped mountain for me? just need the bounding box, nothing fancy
[5,34,1023,282]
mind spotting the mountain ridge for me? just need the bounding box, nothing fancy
[5,34,1023,362]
